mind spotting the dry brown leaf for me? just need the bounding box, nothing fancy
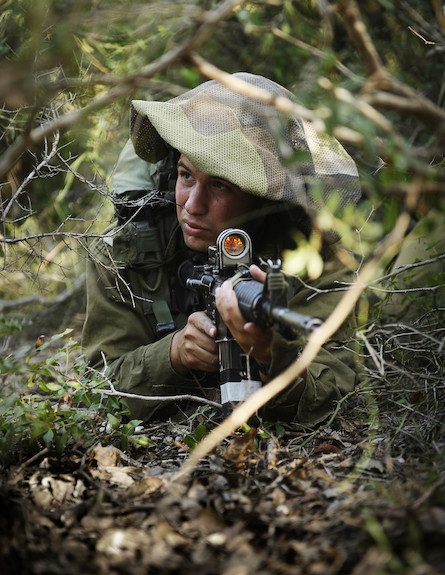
[222,428,258,463]
[96,527,151,557]
[87,444,122,467]
[89,466,142,488]
[29,472,81,509]
[123,476,164,499]
[312,442,341,455]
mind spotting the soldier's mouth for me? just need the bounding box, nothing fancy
[182,219,209,236]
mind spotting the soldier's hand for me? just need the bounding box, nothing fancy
[249,263,266,283]
[215,265,273,367]
[170,311,219,375]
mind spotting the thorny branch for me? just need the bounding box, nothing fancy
[1,132,60,223]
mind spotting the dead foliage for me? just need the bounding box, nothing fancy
[1,415,444,575]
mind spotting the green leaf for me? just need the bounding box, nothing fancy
[30,419,51,442]
[194,423,208,442]
[131,435,153,447]
[46,382,63,392]
[107,413,121,430]
[43,429,54,448]
[55,430,69,454]
[183,434,197,449]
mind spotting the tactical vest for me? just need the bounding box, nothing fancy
[96,147,196,338]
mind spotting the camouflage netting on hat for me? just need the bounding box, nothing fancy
[130,73,360,211]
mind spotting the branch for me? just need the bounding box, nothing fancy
[0,0,246,180]
[384,180,445,197]
[399,0,445,42]
[0,273,85,313]
[336,0,384,76]
[88,364,222,410]
[369,253,445,285]
[337,0,445,132]
[362,88,445,128]
[432,0,445,35]
[0,231,103,244]
[189,54,326,132]
[271,26,363,82]
[190,54,370,148]
[173,211,413,482]
[98,386,222,410]
[2,131,61,222]
[318,77,395,135]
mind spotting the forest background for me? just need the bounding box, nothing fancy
[0,1,444,574]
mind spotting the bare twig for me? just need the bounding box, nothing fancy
[271,26,363,82]
[190,53,372,148]
[87,364,222,410]
[0,273,86,313]
[318,77,395,135]
[337,0,445,132]
[369,253,445,285]
[2,132,60,222]
[336,0,384,76]
[98,386,222,410]
[189,54,326,132]
[0,0,246,180]
[363,89,445,129]
[432,0,445,35]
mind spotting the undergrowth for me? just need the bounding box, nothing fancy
[0,295,444,476]
[0,329,150,466]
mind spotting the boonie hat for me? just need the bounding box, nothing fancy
[130,73,360,211]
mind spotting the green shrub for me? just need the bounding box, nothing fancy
[0,330,148,465]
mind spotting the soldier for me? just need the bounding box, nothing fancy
[82,73,361,425]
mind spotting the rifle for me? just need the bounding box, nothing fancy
[186,229,322,412]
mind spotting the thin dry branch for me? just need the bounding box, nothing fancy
[98,385,221,410]
[2,132,61,222]
[337,0,445,132]
[0,273,85,313]
[0,0,246,180]
[362,89,445,128]
[433,0,445,35]
[336,0,384,76]
[369,253,445,286]
[88,363,221,410]
[173,211,413,482]
[400,0,445,42]
[271,26,363,82]
[189,54,326,132]
[383,180,445,197]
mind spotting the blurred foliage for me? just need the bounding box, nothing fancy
[0,329,150,464]
[0,0,444,324]
[0,7,444,571]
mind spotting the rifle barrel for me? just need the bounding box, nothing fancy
[270,306,322,333]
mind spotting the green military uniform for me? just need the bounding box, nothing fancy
[381,208,445,322]
[83,73,361,426]
[83,201,357,426]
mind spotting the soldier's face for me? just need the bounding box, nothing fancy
[175,155,256,252]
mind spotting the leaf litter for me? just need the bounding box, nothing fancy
[1,411,444,575]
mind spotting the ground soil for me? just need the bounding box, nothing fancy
[1,320,444,575]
